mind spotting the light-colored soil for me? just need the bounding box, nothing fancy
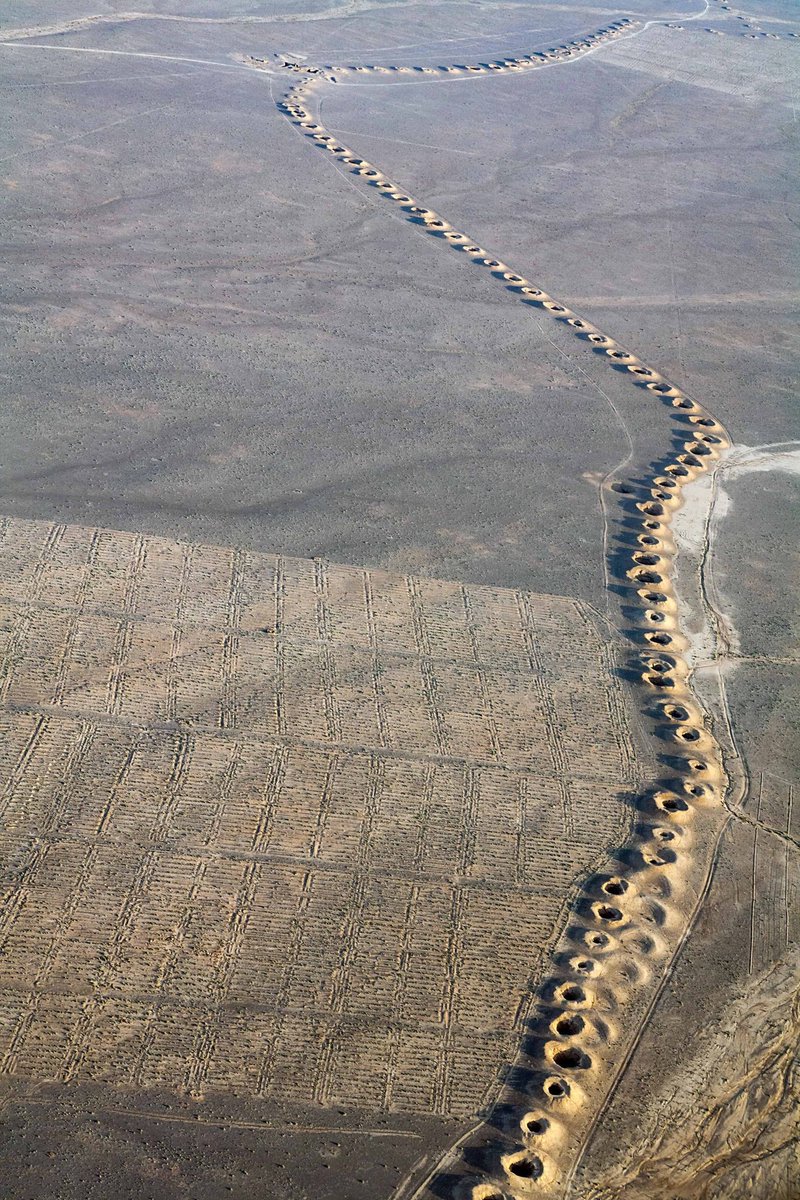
[272,59,743,1198]
[0,3,797,1198]
[586,951,800,1200]
[0,516,637,1119]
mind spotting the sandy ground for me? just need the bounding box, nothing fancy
[0,1,798,1197]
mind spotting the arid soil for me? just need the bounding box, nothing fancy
[0,2,798,1198]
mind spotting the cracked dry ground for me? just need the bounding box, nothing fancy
[1,5,799,1200]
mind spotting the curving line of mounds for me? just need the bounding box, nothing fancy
[271,50,733,1200]
[310,21,635,77]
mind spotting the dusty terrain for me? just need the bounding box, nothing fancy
[0,1,798,1198]
[0,516,643,1171]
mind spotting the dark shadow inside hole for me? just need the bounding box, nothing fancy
[553,1047,588,1069]
[525,1117,548,1136]
[509,1155,543,1179]
[556,1014,584,1036]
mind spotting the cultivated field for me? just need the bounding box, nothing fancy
[0,516,636,1121]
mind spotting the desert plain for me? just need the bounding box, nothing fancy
[0,1,798,1198]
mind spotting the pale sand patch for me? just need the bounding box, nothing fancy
[672,443,800,668]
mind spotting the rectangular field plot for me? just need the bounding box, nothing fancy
[0,517,637,1116]
[0,518,634,778]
